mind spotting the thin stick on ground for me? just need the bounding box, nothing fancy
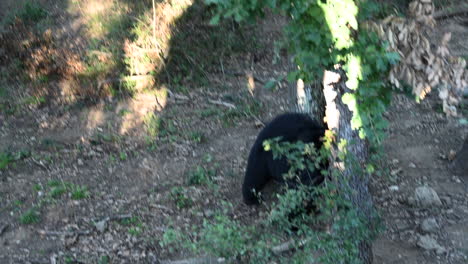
[38,230,91,236]
[160,257,226,264]
[208,99,236,109]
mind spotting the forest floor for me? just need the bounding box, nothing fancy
[0,1,467,263]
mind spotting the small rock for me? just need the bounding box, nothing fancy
[77,159,84,166]
[448,149,456,161]
[417,235,442,251]
[94,220,107,232]
[420,218,439,233]
[409,162,417,168]
[435,247,446,255]
[254,120,263,128]
[64,235,78,247]
[407,196,417,206]
[390,168,402,176]
[452,176,461,183]
[396,221,410,231]
[204,209,214,217]
[414,186,442,207]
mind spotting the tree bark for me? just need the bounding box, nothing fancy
[322,70,374,264]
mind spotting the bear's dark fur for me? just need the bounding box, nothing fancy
[242,113,326,205]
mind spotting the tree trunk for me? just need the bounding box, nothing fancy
[322,70,374,264]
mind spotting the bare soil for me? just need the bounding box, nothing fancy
[0,1,467,264]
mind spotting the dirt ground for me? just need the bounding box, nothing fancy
[0,1,467,264]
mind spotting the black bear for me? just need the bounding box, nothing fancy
[242,113,326,205]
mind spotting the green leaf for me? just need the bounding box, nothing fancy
[341,93,355,105]
[263,141,271,151]
[385,52,400,65]
[287,71,299,82]
[209,14,221,25]
[264,79,277,90]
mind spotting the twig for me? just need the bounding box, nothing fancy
[167,89,190,101]
[88,50,112,58]
[160,257,226,264]
[31,158,48,170]
[30,259,49,264]
[128,15,147,26]
[97,213,133,223]
[38,230,91,236]
[252,115,265,127]
[210,70,266,84]
[96,213,133,225]
[208,99,236,109]
[152,0,157,46]
[219,58,226,81]
[50,254,57,264]
[149,204,173,212]
[109,214,133,221]
[271,238,309,255]
[183,53,210,80]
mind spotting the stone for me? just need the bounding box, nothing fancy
[435,247,446,255]
[204,209,214,217]
[94,220,107,233]
[417,235,443,251]
[407,196,417,206]
[396,221,410,231]
[420,218,439,233]
[414,186,442,207]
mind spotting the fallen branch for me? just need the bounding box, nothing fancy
[149,204,173,212]
[208,99,236,109]
[31,158,49,171]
